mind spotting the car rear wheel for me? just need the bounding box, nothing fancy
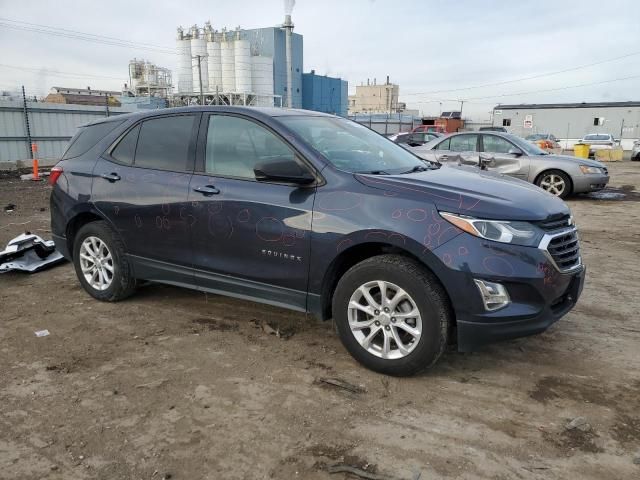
[332,254,450,376]
[536,170,571,199]
[73,221,136,301]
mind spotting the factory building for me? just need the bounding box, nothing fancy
[348,77,400,115]
[492,102,640,150]
[301,71,348,117]
[174,20,303,108]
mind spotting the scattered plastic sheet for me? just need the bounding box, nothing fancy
[0,233,65,273]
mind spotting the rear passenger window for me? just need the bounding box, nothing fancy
[63,121,123,159]
[134,116,195,171]
[110,124,140,165]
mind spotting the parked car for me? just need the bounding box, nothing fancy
[579,133,617,156]
[632,140,640,161]
[411,131,609,199]
[411,125,445,134]
[51,107,585,376]
[479,126,508,133]
[525,133,561,150]
[389,131,442,148]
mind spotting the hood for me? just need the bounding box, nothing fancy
[355,166,570,221]
[541,154,605,168]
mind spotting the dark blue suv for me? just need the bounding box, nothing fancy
[50,107,585,376]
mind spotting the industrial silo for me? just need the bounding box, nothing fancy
[206,25,222,93]
[251,56,274,106]
[176,27,193,94]
[220,29,236,92]
[190,25,209,94]
[234,29,252,94]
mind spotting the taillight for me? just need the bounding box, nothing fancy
[49,165,63,185]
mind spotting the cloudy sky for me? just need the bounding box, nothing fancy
[1,0,639,120]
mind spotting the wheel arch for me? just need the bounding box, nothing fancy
[65,210,108,259]
[318,241,455,335]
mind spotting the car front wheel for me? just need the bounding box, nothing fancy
[332,254,450,376]
[536,170,571,199]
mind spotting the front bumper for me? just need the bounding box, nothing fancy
[456,267,585,351]
[430,233,586,352]
[572,173,609,193]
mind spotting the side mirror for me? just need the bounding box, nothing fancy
[508,148,523,157]
[254,158,315,185]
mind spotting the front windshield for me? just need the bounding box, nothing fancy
[526,134,546,140]
[278,116,427,174]
[505,133,549,155]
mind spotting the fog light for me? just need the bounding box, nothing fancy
[474,279,510,311]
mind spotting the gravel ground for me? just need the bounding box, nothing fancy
[1,162,639,480]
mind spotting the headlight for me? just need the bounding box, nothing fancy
[440,212,544,247]
[579,165,602,174]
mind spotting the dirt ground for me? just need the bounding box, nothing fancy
[1,162,639,480]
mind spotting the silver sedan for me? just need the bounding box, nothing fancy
[410,132,610,198]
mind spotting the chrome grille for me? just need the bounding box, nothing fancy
[545,228,581,271]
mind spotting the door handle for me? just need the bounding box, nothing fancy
[100,172,121,182]
[193,185,220,196]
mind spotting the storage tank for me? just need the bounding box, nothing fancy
[206,28,223,93]
[190,25,209,93]
[176,27,193,94]
[234,29,252,94]
[220,29,236,92]
[251,56,274,106]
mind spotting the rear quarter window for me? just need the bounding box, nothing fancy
[62,121,123,159]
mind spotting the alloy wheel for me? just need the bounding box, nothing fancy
[347,280,422,359]
[539,174,566,196]
[79,236,114,291]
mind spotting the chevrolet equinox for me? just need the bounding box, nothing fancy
[50,107,585,376]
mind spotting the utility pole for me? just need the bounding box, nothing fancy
[195,55,204,105]
[21,86,33,161]
[459,100,464,118]
[105,93,110,117]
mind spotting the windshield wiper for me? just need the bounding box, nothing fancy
[358,170,390,175]
[401,165,430,174]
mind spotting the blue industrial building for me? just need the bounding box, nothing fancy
[302,71,348,117]
[244,27,304,108]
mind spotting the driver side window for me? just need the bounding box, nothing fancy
[206,115,295,179]
[482,135,515,154]
[449,135,478,152]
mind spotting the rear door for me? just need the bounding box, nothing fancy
[188,113,316,311]
[480,134,530,179]
[92,113,199,284]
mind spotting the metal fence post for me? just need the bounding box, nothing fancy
[21,86,33,160]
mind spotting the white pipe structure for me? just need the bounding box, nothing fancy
[220,28,236,92]
[176,27,193,94]
[206,25,222,94]
[283,14,293,108]
[234,29,252,94]
[190,25,209,94]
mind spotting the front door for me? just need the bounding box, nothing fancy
[188,113,316,311]
[92,114,199,284]
[433,134,480,166]
[480,134,530,179]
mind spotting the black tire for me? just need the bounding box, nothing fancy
[535,169,572,199]
[332,254,450,376]
[72,220,136,302]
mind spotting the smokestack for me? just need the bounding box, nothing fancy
[283,0,295,108]
[386,75,390,85]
